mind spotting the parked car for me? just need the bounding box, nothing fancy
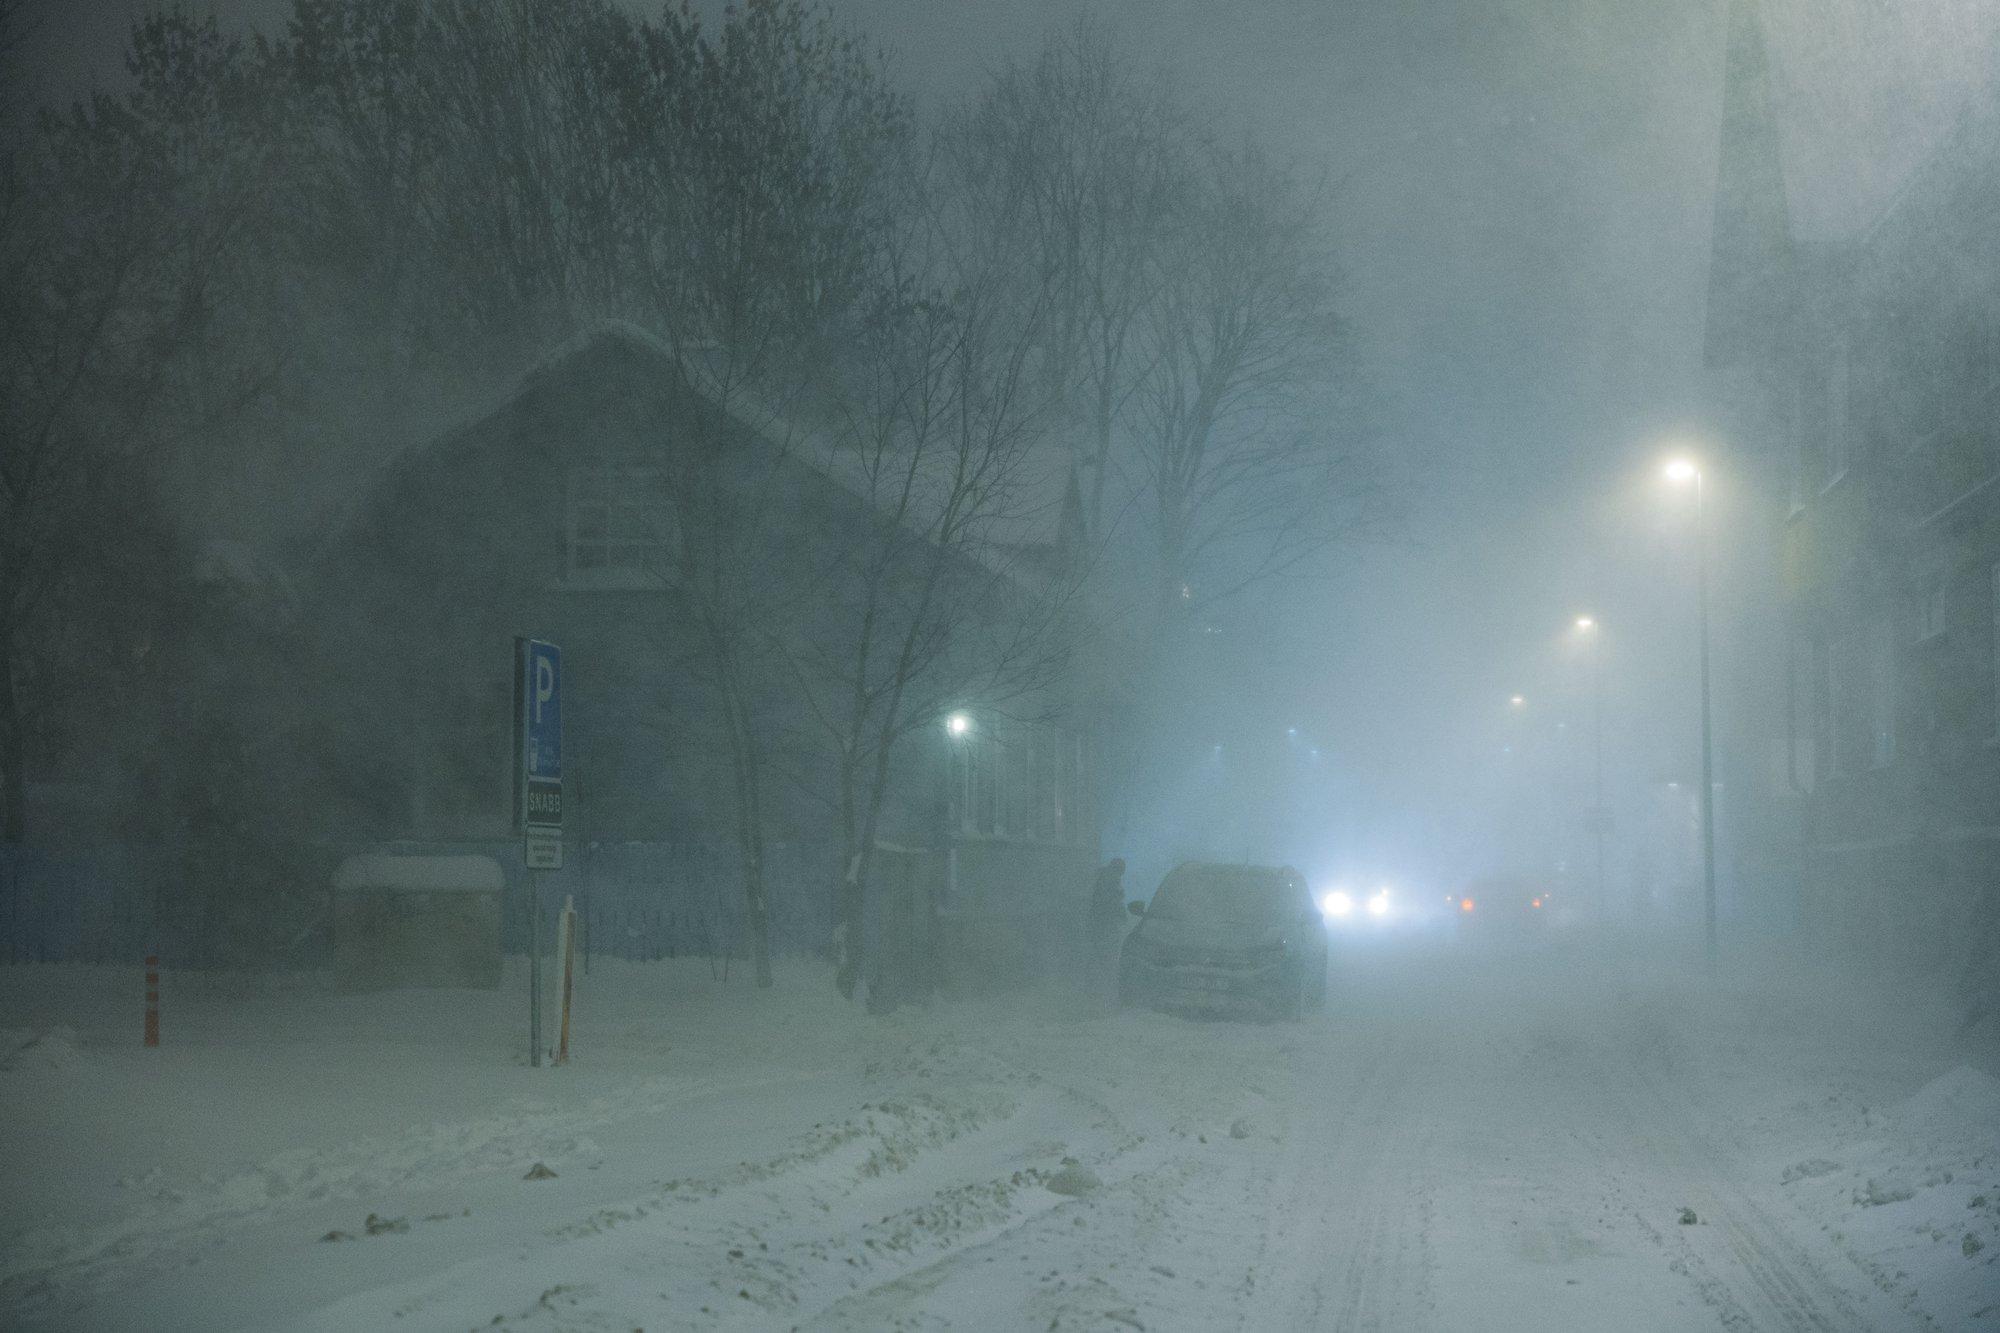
[1118,862,1328,1020]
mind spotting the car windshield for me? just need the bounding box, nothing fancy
[1148,868,1297,924]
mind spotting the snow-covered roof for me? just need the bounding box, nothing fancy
[537,323,1072,583]
[333,854,505,895]
[327,319,1076,596]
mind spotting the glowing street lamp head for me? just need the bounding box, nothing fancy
[1664,457,1700,484]
[1574,615,1596,632]
[1509,694,1527,709]
[946,711,971,737]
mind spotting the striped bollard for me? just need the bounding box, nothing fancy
[144,954,160,1047]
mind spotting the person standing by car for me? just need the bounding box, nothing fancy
[1087,858,1128,995]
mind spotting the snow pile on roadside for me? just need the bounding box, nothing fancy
[1893,1063,2000,1142]
[1777,1064,2000,1327]
[0,1027,86,1073]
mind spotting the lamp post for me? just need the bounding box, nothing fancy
[1665,457,1717,973]
[1574,616,1605,921]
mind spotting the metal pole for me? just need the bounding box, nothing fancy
[1696,470,1718,974]
[1592,632,1606,921]
[529,869,542,1067]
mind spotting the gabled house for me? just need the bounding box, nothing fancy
[310,322,1099,982]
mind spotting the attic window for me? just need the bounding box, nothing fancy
[565,466,674,586]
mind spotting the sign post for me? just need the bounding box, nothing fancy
[514,637,563,1067]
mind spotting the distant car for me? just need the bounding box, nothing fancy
[1450,876,1554,938]
[1118,862,1328,1020]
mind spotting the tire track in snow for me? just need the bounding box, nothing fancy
[1591,1048,1912,1331]
[1232,1029,1438,1331]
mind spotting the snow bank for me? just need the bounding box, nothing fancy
[1772,1063,2000,1328]
[0,1026,87,1073]
[1891,1063,2000,1141]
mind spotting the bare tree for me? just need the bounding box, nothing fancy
[0,11,272,842]
[782,142,1078,1002]
[616,0,908,988]
[1128,143,1380,635]
[950,18,1185,546]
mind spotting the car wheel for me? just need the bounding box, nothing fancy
[1116,955,1140,1008]
[1274,971,1307,1023]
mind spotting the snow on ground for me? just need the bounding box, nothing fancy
[1,938,1995,1331]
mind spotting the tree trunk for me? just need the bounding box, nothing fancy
[711,626,774,989]
[833,753,865,1001]
[726,691,774,989]
[742,836,772,989]
[834,847,866,1001]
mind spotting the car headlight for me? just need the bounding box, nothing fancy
[1323,890,1353,918]
[1366,890,1391,919]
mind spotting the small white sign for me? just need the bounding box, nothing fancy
[525,832,563,870]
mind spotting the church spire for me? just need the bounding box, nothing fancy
[1704,0,1793,369]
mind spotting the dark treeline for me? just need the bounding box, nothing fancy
[0,0,1377,985]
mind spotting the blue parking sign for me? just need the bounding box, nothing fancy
[514,638,562,831]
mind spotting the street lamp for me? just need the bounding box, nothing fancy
[1573,615,1605,921]
[946,711,972,738]
[1665,456,1717,973]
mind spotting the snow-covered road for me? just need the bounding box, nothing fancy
[4,943,1995,1330]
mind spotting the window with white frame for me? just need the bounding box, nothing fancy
[950,719,1085,843]
[565,466,675,584]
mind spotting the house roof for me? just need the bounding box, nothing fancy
[333,319,1078,589]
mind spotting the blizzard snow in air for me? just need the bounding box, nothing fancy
[4,0,2000,1329]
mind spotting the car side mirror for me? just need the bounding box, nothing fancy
[1126,900,1145,917]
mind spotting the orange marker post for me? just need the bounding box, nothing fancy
[556,896,576,1065]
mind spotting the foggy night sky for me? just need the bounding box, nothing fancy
[17,0,1997,876]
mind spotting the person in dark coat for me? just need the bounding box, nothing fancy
[1088,857,1128,970]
